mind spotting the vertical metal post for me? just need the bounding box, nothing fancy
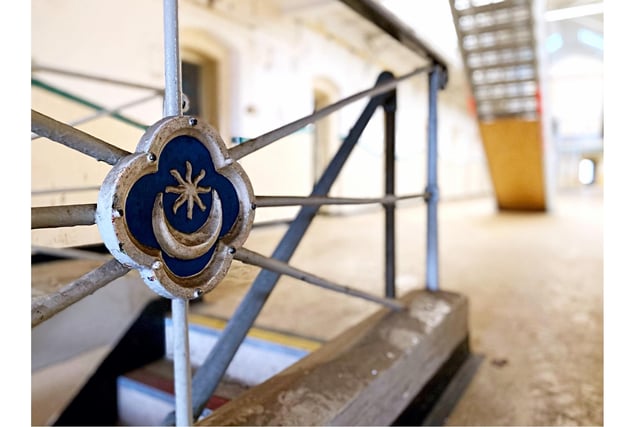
[163,0,191,425]
[383,72,397,299]
[172,298,193,426]
[163,0,182,117]
[426,66,442,291]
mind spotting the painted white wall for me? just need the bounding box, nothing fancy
[31,0,491,247]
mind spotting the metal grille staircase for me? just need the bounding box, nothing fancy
[449,0,548,211]
[450,0,539,121]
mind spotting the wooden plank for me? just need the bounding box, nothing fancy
[196,289,469,426]
[478,118,547,210]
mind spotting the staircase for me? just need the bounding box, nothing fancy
[116,312,323,426]
[449,0,549,210]
[33,291,324,426]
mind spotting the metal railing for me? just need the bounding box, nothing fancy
[31,0,448,425]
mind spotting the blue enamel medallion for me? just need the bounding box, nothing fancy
[125,135,239,277]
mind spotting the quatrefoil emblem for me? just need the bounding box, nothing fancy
[96,116,255,299]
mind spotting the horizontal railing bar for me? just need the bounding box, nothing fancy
[31,258,131,327]
[233,247,405,311]
[31,204,97,229]
[31,109,131,166]
[228,66,430,160]
[32,78,149,131]
[31,91,158,141]
[32,63,165,92]
[254,192,429,207]
[31,245,112,262]
[68,92,158,127]
[31,185,101,196]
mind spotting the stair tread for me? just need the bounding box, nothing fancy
[121,358,250,404]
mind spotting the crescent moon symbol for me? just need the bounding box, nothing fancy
[152,191,223,260]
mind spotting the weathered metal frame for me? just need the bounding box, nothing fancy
[30,1,448,425]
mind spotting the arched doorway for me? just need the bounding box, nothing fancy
[312,79,339,187]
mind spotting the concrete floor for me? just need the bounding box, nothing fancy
[195,186,603,426]
[31,187,603,426]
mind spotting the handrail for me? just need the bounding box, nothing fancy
[31,110,131,165]
[339,0,449,86]
[32,1,450,424]
[31,78,150,130]
[228,66,430,160]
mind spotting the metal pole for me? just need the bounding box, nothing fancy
[66,93,158,129]
[426,66,442,291]
[173,73,395,424]
[163,1,191,425]
[172,298,193,427]
[31,110,130,166]
[228,66,429,160]
[163,0,182,118]
[32,63,164,92]
[383,71,397,299]
[31,78,151,138]
[254,192,428,208]
[31,258,130,327]
[31,185,101,196]
[31,204,96,229]
[234,247,404,311]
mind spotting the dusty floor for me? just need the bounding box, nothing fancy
[194,186,603,426]
[31,187,603,426]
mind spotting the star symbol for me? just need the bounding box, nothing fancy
[165,161,212,220]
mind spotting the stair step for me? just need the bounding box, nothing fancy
[117,314,323,426]
[164,313,324,386]
[452,0,530,17]
[459,17,532,36]
[117,359,248,426]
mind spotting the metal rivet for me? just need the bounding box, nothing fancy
[147,152,157,161]
[152,261,162,270]
[251,203,257,210]
[189,117,198,126]
[229,247,236,254]
[194,288,203,298]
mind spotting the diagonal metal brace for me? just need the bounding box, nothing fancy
[162,72,399,425]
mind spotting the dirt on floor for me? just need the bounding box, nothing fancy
[193,187,603,426]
